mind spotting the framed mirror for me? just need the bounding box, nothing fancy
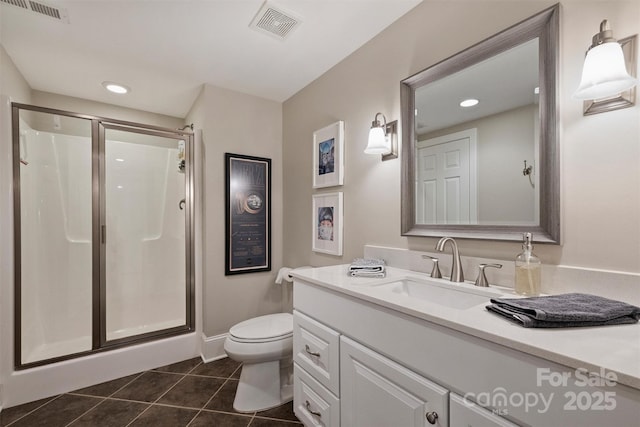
[400,4,560,243]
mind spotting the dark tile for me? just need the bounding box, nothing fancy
[249,418,303,427]
[191,357,241,378]
[157,375,225,409]
[152,357,202,374]
[256,401,298,422]
[68,399,149,426]
[71,373,141,397]
[190,411,252,427]
[112,372,183,403]
[231,363,242,379]
[0,396,57,426]
[204,379,245,414]
[129,405,198,427]
[9,394,102,427]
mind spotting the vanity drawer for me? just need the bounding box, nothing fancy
[294,363,340,427]
[450,393,518,427]
[293,310,340,395]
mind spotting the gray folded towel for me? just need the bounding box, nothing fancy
[349,258,386,277]
[487,293,640,328]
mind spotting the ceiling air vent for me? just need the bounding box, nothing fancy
[249,1,301,40]
[1,0,28,9]
[0,0,69,22]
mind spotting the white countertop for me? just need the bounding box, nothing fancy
[291,265,640,390]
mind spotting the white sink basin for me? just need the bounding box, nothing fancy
[375,277,503,310]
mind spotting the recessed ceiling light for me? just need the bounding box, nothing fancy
[102,81,130,94]
[460,99,479,107]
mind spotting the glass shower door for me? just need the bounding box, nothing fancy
[102,125,188,343]
[15,109,94,365]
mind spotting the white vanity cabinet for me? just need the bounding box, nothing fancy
[292,276,640,427]
[293,310,449,427]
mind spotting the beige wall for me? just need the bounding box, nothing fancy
[283,1,640,278]
[187,84,284,337]
[31,90,184,130]
[1,45,31,104]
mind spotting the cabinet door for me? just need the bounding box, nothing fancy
[340,336,448,427]
[450,393,519,427]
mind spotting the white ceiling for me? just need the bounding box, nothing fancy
[0,0,422,118]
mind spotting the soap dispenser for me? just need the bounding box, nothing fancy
[515,232,541,296]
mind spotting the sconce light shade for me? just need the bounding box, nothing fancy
[364,112,398,160]
[574,20,638,101]
[574,42,637,100]
[365,126,390,154]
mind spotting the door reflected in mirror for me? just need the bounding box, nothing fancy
[414,39,539,226]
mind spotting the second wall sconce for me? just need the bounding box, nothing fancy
[364,112,398,161]
[574,19,638,115]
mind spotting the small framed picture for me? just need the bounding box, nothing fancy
[312,121,344,188]
[312,192,343,256]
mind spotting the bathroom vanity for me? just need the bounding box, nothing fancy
[291,265,640,426]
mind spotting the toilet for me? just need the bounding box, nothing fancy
[224,312,294,412]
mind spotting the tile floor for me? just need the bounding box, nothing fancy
[1,357,302,427]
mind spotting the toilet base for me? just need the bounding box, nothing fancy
[233,360,293,413]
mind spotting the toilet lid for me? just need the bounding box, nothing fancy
[229,313,293,342]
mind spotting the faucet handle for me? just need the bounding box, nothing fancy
[475,263,502,287]
[422,255,442,278]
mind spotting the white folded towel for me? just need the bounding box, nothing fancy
[349,258,386,277]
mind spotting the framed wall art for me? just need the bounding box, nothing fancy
[312,192,343,256]
[312,121,344,188]
[225,153,271,275]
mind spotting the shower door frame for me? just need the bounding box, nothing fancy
[12,103,196,369]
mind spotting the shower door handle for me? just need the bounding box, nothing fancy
[101,225,106,244]
[179,199,185,210]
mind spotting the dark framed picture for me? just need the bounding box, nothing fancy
[225,153,271,275]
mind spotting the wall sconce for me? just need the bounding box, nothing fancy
[364,112,398,161]
[574,20,638,115]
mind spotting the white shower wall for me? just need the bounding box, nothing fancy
[20,127,93,363]
[19,120,186,364]
[105,139,186,340]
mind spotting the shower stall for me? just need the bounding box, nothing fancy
[12,103,195,368]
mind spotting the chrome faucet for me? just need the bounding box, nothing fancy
[435,237,464,282]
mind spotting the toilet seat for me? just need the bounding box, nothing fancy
[229,313,293,343]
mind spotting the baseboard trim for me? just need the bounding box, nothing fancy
[200,332,228,363]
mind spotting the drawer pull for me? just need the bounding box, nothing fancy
[304,344,321,358]
[305,400,322,417]
[426,411,438,424]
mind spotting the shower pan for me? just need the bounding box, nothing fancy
[12,103,195,368]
